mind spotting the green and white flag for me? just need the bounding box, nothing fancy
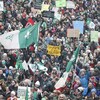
[55,46,80,90]
[25,87,28,100]
[29,62,48,72]
[0,23,40,49]
[86,18,92,25]
[16,59,28,71]
[66,46,80,72]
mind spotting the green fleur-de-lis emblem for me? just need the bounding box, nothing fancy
[6,34,14,41]
[70,55,75,62]
[25,31,31,39]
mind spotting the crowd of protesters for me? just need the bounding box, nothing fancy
[0,0,100,100]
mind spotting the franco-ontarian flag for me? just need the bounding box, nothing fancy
[0,23,40,49]
[55,46,80,91]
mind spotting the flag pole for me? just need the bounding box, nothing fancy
[35,22,41,53]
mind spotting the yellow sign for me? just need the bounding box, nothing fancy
[41,4,50,12]
[47,45,61,56]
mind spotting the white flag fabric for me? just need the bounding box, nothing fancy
[37,63,48,71]
[55,72,68,89]
[0,1,3,11]
[0,23,40,49]
[29,63,48,73]
[29,63,37,72]
[22,60,28,71]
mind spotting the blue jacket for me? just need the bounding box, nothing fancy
[80,75,89,88]
[82,87,96,96]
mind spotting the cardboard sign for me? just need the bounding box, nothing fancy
[35,0,43,3]
[56,0,66,7]
[34,2,42,10]
[31,7,41,14]
[91,31,98,42]
[54,12,61,20]
[67,29,79,38]
[47,45,61,56]
[42,11,54,18]
[66,1,75,9]
[0,1,3,11]
[41,4,50,11]
[17,86,31,99]
[52,7,61,20]
[52,7,59,13]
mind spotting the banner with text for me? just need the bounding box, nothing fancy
[47,45,61,56]
[17,86,31,100]
[67,29,79,38]
[42,11,54,18]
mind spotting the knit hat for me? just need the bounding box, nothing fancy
[11,91,16,96]
[9,66,13,70]
[35,81,40,87]
[91,88,96,93]
[78,87,84,92]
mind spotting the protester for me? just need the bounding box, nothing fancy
[0,0,100,100]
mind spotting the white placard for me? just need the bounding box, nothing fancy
[66,1,75,9]
[17,86,31,100]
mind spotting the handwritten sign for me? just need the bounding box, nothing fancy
[17,86,31,100]
[67,29,79,38]
[47,45,61,56]
[91,31,98,42]
[41,4,49,11]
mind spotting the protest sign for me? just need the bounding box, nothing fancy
[54,12,61,20]
[17,86,31,99]
[73,21,84,34]
[52,7,59,13]
[35,0,43,3]
[41,4,50,11]
[98,32,100,37]
[47,45,61,56]
[66,1,75,9]
[67,29,79,38]
[42,11,54,18]
[31,7,41,14]
[0,1,3,11]
[91,31,98,42]
[56,0,66,7]
[52,7,61,20]
[34,3,42,10]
